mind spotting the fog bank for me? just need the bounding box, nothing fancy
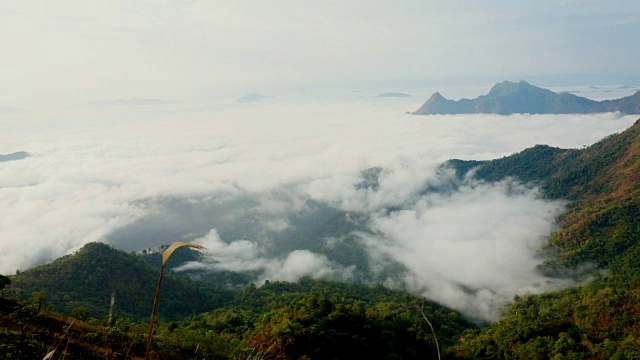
[0,100,635,320]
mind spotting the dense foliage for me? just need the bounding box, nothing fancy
[451,278,640,359]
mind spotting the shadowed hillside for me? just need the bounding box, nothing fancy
[8,242,234,321]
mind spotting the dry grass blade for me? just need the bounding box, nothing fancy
[161,242,205,265]
[146,241,207,359]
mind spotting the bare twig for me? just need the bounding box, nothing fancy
[417,303,441,360]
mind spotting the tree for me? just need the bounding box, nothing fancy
[72,306,90,321]
[29,291,47,313]
[0,274,10,297]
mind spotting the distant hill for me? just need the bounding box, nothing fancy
[413,80,640,115]
[0,151,29,162]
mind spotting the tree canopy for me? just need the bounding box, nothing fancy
[0,274,10,297]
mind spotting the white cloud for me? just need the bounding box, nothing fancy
[0,99,636,319]
[177,229,355,284]
[359,177,569,320]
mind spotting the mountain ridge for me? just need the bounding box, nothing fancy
[414,80,640,115]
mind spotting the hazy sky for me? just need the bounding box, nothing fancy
[1,0,639,107]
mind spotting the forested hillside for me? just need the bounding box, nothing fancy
[2,249,472,359]
[446,118,640,358]
[7,242,234,322]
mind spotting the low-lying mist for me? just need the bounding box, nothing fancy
[0,99,636,321]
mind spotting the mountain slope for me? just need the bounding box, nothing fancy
[447,119,640,358]
[600,90,640,114]
[413,80,640,115]
[9,242,234,321]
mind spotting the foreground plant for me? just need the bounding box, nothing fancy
[145,241,205,360]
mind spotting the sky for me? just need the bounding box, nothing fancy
[2,1,640,321]
[1,0,639,108]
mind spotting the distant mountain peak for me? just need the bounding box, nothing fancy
[429,92,445,101]
[0,151,30,162]
[429,91,444,100]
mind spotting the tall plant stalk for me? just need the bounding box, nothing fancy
[418,303,441,360]
[144,242,205,360]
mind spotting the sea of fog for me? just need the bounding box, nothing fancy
[0,95,637,321]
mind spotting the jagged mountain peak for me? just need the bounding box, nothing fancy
[427,92,446,101]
